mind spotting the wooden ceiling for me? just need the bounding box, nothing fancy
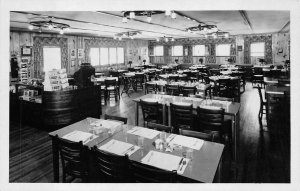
[10,11,290,39]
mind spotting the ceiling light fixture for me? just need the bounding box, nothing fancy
[186,23,229,38]
[28,20,70,34]
[114,31,141,40]
[165,10,171,16]
[171,11,176,19]
[122,11,164,23]
[156,36,175,42]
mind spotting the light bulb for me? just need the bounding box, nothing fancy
[48,24,53,30]
[59,29,64,35]
[171,38,175,42]
[156,38,160,42]
[165,10,171,16]
[122,17,128,23]
[147,16,151,23]
[171,12,176,19]
[28,25,34,30]
[113,36,117,40]
[165,38,168,42]
[129,12,135,19]
[187,29,191,33]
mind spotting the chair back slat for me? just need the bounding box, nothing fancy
[104,114,127,124]
[130,161,177,183]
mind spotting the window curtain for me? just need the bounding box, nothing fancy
[33,37,68,78]
[244,35,272,64]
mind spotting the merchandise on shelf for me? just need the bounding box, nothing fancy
[43,69,69,91]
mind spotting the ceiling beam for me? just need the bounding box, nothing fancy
[11,11,189,38]
[239,11,254,33]
[95,11,187,33]
[279,21,290,32]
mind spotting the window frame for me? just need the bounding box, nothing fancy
[90,47,125,66]
[154,46,164,56]
[171,45,183,56]
[250,42,265,57]
[192,45,206,56]
[216,44,231,57]
[43,46,62,72]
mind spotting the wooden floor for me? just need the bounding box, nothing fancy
[9,82,290,183]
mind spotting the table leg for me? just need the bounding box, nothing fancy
[233,114,237,162]
[163,104,166,125]
[51,138,59,183]
[217,156,222,183]
[168,106,171,127]
[135,102,139,126]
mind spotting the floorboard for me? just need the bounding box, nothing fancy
[9,82,290,183]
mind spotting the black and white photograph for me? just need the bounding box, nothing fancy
[1,0,300,191]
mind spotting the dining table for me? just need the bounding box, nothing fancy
[133,94,241,161]
[95,125,225,183]
[49,118,224,183]
[265,85,290,96]
[147,80,212,96]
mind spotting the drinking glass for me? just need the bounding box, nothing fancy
[186,148,193,161]
[160,132,167,142]
[137,136,144,148]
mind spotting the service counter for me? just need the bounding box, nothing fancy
[10,84,102,130]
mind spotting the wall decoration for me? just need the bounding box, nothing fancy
[21,46,32,56]
[78,49,84,59]
[70,49,76,59]
[71,60,75,67]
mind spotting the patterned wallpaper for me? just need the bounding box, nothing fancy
[149,38,236,64]
[244,35,272,64]
[33,37,68,78]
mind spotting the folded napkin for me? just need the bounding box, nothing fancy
[62,130,97,144]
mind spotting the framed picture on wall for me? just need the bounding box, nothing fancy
[78,49,84,59]
[70,49,76,59]
[21,46,32,56]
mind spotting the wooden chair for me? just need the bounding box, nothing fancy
[147,122,173,133]
[195,107,230,146]
[55,135,88,183]
[179,86,197,97]
[217,78,230,97]
[179,128,217,142]
[130,160,177,183]
[145,82,158,94]
[140,99,163,126]
[170,103,194,134]
[166,84,180,96]
[91,146,131,183]
[251,68,264,87]
[104,114,127,124]
[168,75,179,82]
[104,79,120,103]
[134,73,145,90]
[257,86,267,122]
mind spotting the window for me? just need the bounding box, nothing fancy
[154,46,163,56]
[193,45,205,56]
[90,48,100,66]
[117,47,124,64]
[90,47,124,65]
[43,47,61,72]
[251,42,265,57]
[100,48,109,65]
[109,48,117,64]
[216,44,231,56]
[172,45,183,56]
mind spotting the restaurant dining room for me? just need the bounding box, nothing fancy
[1,0,300,190]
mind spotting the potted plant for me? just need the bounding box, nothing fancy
[128,61,132,68]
